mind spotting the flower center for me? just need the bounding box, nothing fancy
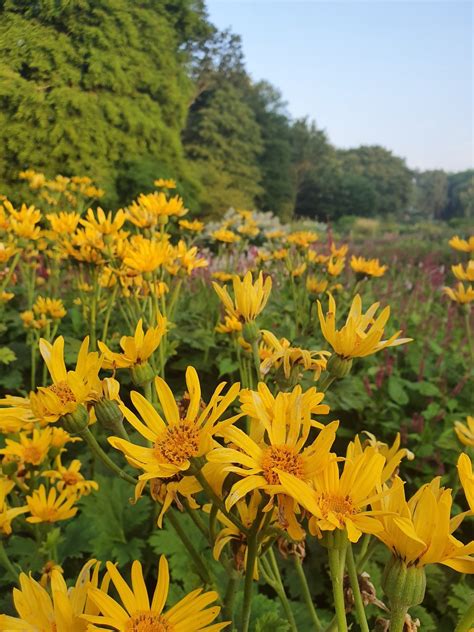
[261,445,304,485]
[125,612,173,632]
[62,472,80,486]
[153,422,200,466]
[49,381,76,404]
[319,493,356,519]
[23,445,44,465]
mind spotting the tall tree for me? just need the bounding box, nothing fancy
[0,0,206,204]
[413,170,448,219]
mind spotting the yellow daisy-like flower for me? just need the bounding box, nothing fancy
[449,235,474,253]
[265,229,286,240]
[454,415,474,447]
[458,453,474,512]
[26,485,78,523]
[154,178,177,189]
[5,201,43,241]
[46,211,81,235]
[452,261,474,282]
[306,275,328,295]
[0,242,17,263]
[238,222,260,238]
[0,560,105,631]
[215,315,243,334]
[213,270,272,323]
[127,192,187,228]
[84,556,226,632]
[212,271,234,282]
[80,207,127,236]
[29,336,101,423]
[0,428,52,467]
[208,403,338,539]
[110,367,241,481]
[318,293,412,359]
[279,447,386,542]
[330,242,349,258]
[373,477,474,572]
[259,330,329,381]
[33,296,67,319]
[43,457,99,498]
[98,316,167,370]
[123,237,174,273]
[350,256,387,278]
[211,228,241,243]
[0,478,28,535]
[174,240,208,275]
[287,230,319,248]
[443,282,474,304]
[179,218,204,232]
[347,432,414,483]
[327,256,345,277]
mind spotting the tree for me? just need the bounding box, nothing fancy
[413,170,448,219]
[0,0,207,204]
[444,170,474,219]
[184,81,263,216]
[338,145,413,216]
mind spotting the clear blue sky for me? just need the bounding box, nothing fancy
[206,1,473,172]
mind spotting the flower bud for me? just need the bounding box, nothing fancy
[242,320,260,344]
[326,354,353,378]
[1,460,18,476]
[382,557,426,610]
[130,362,155,388]
[60,404,89,434]
[95,398,124,432]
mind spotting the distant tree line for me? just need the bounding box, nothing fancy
[0,0,472,221]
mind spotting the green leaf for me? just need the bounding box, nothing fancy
[387,376,409,405]
[0,347,16,364]
[218,357,239,377]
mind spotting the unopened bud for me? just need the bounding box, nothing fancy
[326,354,353,378]
[242,320,260,344]
[130,362,155,388]
[60,404,89,434]
[95,398,123,431]
[382,557,426,610]
[1,460,18,476]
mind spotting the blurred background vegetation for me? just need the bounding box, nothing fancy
[0,0,472,225]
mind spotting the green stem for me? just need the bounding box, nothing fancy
[144,380,153,402]
[183,500,209,539]
[166,508,211,586]
[346,543,369,632]
[292,554,323,631]
[465,308,474,368]
[79,427,137,485]
[357,537,378,570]
[101,284,118,342]
[0,540,19,583]
[267,548,297,632]
[389,605,408,632]
[222,568,240,624]
[455,601,474,632]
[328,546,348,632]
[318,372,336,393]
[241,517,261,632]
[251,338,261,384]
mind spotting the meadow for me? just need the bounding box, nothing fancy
[0,173,472,632]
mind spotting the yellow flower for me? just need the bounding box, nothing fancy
[215,315,243,334]
[110,367,241,481]
[279,447,386,542]
[154,178,177,189]
[444,282,474,304]
[452,261,474,282]
[272,248,288,260]
[33,296,67,319]
[291,262,307,277]
[327,256,345,276]
[347,432,414,483]
[458,453,474,512]
[265,229,286,239]
[318,293,412,359]
[46,211,81,234]
[259,330,329,380]
[80,207,127,236]
[0,291,13,303]
[238,222,260,238]
[0,560,105,631]
[306,275,328,295]
[213,270,272,323]
[211,228,241,243]
[26,485,78,523]
[173,240,208,275]
[449,235,474,253]
[0,428,52,467]
[50,427,80,450]
[350,255,387,277]
[179,218,204,232]
[43,457,99,498]
[84,556,226,632]
[287,231,319,247]
[330,242,349,258]
[29,336,101,423]
[454,415,474,447]
[208,401,338,539]
[373,477,474,572]
[0,242,17,263]
[212,271,234,282]
[123,236,174,273]
[0,395,37,432]
[98,316,167,369]
[5,201,43,240]
[0,478,28,535]
[127,192,187,228]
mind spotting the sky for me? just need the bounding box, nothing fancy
[206,1,473,172]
